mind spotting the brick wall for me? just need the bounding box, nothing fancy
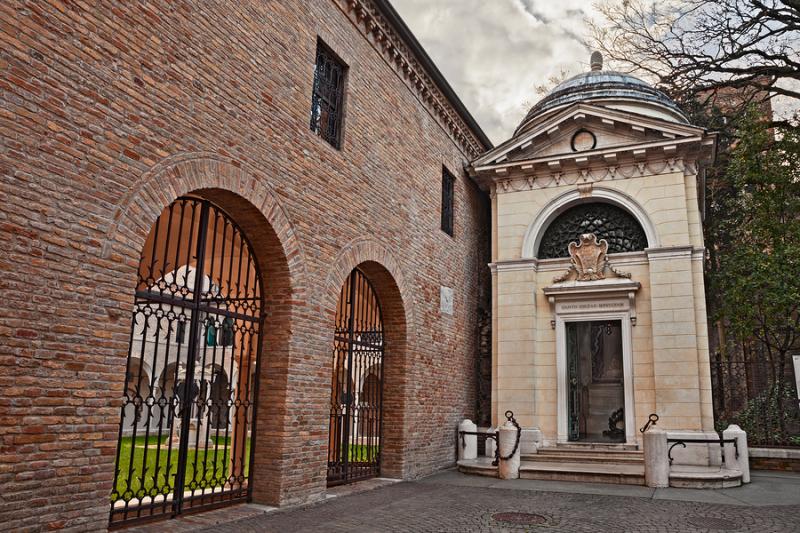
[0,1,490,530]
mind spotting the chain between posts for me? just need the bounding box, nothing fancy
[493,410,521,466]
[640,413,659,433]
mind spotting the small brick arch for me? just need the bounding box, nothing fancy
[321,238,414,327]
[322,238,416,479]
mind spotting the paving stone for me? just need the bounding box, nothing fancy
[187,476,800,533]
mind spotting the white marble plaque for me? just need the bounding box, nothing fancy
[440,286,454,315]
[794,355,800,400]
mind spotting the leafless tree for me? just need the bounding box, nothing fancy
[589,0,800,128]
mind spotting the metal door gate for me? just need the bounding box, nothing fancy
[110,197,264,527]
[327,269,385,485]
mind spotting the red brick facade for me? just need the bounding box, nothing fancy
[0,1,491,530]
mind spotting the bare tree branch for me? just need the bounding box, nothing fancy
[588,0,800,128]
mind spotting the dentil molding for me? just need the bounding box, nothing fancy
[489,158,697,198]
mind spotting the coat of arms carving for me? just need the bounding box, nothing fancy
[553,233,632,283]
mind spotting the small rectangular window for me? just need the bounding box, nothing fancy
[310,40,346,148]
[441,167,455,236]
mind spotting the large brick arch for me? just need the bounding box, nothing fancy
[99,153,309,506]
[102,152,306,287]
[322,238,416,479]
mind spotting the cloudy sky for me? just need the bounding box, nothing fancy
[392,0,600,144]
[391,0,797,144]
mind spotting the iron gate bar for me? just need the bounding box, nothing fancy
[109,197,265,528]
[327,268,385,486]
[173,199,209,516]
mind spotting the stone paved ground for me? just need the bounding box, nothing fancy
[184,471,800,533]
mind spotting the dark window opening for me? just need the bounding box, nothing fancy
[441,167,455,236]
[310,40,346,148]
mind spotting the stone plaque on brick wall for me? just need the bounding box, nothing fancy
[440,286,454,315]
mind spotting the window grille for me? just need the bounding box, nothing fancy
[441,167,455,236]
[310,40,346,148]
[537,203,647,259]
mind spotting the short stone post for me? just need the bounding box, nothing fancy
[484,427,497,459]
[458,419,478,461]
[521,428,542,455]
[498,419,520,479]
[643,427,669,488]
[723,424,750,483]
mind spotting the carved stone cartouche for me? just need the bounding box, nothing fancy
[553,233,632,283]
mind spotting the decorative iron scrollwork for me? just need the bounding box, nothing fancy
[603,407,625,439]
[538,203,648,259]
[110,197,264,527]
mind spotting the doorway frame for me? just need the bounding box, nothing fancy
[555,305,635,444]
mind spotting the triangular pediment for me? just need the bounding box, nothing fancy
[473,104,705,170]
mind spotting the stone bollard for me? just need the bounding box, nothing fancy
[723,424,750,483]
[458,419,478,461]
[498,419,520,479]
[484,427,497,459]
[521,428,542,455]
[643,427,669,488]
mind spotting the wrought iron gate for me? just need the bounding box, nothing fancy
[566,322,581,441]
[328,268,385,485]
[110,197,264,527]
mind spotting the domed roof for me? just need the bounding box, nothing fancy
[516,53,688,134]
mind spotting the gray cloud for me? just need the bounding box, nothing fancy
[391,0,598,144]
[391,1,799,142]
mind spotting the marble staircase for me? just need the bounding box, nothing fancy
[456,442,744,488]
[519,444,646,485]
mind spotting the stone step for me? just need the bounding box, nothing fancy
[553,443,640,452]
[537,446,643,456]
[519,460,645,485]
[522,452,643,464]
[456,458,498,478]
[668,465,743,489]
[525,446,643,463]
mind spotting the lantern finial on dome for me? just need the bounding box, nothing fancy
[590,51,603,71]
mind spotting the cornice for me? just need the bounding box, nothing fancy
[475,103,706,167]
[336,0,490,158]
[489,251,653,273]
[487,157,697,197]
[645,245,705,261]
[489,259,538,273]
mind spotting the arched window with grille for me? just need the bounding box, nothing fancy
[537,202,648,259]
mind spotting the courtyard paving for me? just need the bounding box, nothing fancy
[141,470,800,532]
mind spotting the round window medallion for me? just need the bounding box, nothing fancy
[571,129,597,152]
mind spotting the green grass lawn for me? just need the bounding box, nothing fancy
[343,444,379,462]
[112,434,250,501]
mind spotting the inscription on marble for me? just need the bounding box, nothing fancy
[557,300,627,313]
